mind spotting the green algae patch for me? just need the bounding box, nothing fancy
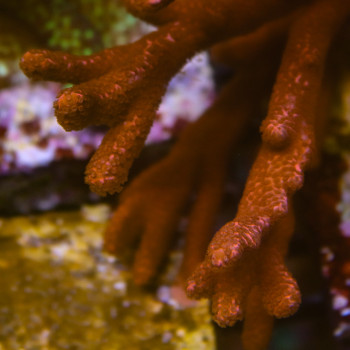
[0,205,214,350]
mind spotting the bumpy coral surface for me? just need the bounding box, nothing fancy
[20,0,350,349]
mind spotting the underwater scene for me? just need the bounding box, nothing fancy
[1,1,350,349]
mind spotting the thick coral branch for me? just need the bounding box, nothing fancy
[20,0,303,195]
[86,114,153,194]
[205,0,350,270]
[187,205,300,334]
[21,22,203,195]
[261,0,350,149]
[186,0,350,336]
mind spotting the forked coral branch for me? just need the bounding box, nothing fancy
[20,0,300,196]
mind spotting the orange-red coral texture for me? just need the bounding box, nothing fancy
[20,0,350,349]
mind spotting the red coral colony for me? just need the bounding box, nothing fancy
[20,0,350,349]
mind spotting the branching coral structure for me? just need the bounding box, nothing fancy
[20,0,350,349]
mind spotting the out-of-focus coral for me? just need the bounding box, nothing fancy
[19,0,350,349]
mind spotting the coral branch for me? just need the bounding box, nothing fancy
[187,0,350,334]
[103,72,253,285]
[241,287,274,350]
[206,0,349,269]
[20,0,302,196]
[86,114,153,194]
[261,0,350,149]
[187,205,300,341]
[21,22,204,195]
[103,19,285,286]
